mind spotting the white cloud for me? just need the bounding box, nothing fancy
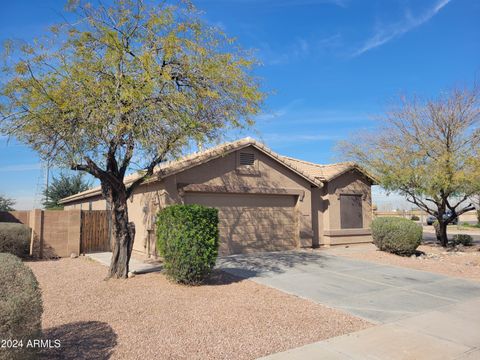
[353,0,452,57]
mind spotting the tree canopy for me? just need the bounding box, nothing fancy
[43,173,91,209]
[340,86,480,246]
[0,0,264,277]
[0,195,15,211]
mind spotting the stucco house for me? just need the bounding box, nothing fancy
[60,138,376,256]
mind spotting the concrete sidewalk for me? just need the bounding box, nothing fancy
[260,297,480,360]
[86,252,162,274]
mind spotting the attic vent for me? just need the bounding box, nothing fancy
[239,152,255,166]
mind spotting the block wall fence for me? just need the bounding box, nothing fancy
[0,210,81,258]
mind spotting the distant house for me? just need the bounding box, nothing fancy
[60,138,376,256]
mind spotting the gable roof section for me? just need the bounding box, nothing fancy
[281,156,377,184]
[59,138,324,204]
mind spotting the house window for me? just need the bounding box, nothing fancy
[239,152,255,166]
[340,194,363,229]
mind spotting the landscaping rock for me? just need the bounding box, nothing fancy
[70,252,78,258]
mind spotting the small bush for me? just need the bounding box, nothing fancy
[372,217,422,256]
[0,223,31,257]
[451,234,473,246]
[410,215,420,221]
[156,204,219,285]
[0,253,43,360]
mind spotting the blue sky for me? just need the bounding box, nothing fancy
[0,0,479,209]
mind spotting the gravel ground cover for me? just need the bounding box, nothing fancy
[27,257,370,360]
[331,243,480,282]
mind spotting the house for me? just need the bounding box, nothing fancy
[59,138,376,256]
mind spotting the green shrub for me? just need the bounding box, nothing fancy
[372,217,422,256]
[410,215,420,221]
[451,234,473,246]
[0,253,43,360]
[0,223,31,257]
[156,204,219,285]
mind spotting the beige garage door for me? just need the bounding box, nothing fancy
[184,193,297,255]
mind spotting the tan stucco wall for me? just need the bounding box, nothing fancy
[320,170,373,246]
[61,148,374,255]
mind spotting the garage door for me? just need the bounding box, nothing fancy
[184,193,298,255]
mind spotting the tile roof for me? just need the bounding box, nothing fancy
[59,137,374,204]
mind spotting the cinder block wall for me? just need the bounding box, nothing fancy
[0,209,81,258]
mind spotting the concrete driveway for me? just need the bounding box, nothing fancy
[218,250,480,359]
[217,250,480,324]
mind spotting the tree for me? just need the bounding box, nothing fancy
[0,195,15,211]
[0,0,264,278]
[340,87,480,247]
[43,173,91,209]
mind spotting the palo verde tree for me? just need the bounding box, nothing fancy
[340,87,480,247]
[43,173,91,209]
[0,0,264,278]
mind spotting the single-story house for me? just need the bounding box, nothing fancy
[60,138,376,256]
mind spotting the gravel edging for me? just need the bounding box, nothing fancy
[333,244,480,282]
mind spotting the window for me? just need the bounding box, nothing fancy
[239,152,255,166]
[340,194,363,229]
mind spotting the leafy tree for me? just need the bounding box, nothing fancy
[340,87,480,247]
[0,195,15,211]
[0,0,264,278]
[43,173,91,209]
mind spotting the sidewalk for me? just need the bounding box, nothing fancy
[260,297,480,360]
[86,252,162,274]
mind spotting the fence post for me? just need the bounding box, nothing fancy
[29,209,44,258]
[67,210,82,256]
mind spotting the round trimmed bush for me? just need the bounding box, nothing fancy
[156,204,219,285]
[0,223,31,258]
[0,253,43,359]
[410,215,420,221]
[452,234,473,246]
[372,217,422,256]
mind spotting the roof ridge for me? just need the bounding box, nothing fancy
[282,156,354,168]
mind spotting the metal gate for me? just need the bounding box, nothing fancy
[80,210,111,254]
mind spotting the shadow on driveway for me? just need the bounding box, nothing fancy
[216,250,340,278]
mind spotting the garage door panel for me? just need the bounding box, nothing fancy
[186,194,295,208]
[184,193,298,255]
[219,225,295,236]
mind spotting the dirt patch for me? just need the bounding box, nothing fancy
[334,244,480,282]
[28,258,370,359]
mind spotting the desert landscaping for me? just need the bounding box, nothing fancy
[27,257,370,360]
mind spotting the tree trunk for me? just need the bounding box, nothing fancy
[438,220,449,247]
[107,190,134,279]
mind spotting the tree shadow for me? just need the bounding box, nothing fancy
[38,321,117,359]
[204,268,245,285]
[216,250,335,279]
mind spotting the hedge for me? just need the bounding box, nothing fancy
[452,234,473,246]
[0,253,43,360]
[0,223,31,258]
[156,204,219,284]
[372,217,422,256]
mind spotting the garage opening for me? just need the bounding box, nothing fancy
[184,193,297,255]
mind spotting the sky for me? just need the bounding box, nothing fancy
[0,0,479,209]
